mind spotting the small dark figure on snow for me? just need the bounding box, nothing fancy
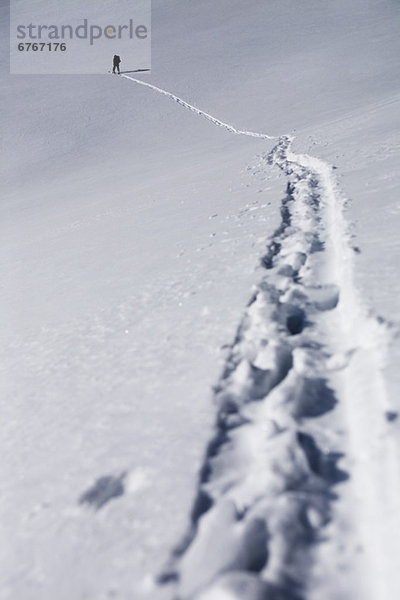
[113,55,121,74]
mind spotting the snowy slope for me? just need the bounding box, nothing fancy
[1,0,400,599]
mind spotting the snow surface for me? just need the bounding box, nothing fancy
[1,0,400,599]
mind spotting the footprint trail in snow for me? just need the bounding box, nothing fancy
[119,77,398,600]
[120,75,277,140]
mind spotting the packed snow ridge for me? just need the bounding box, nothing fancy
[121,78,397,599]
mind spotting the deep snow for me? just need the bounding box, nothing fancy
[1,0,400,599]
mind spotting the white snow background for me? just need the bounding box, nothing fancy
[1,0,400,599]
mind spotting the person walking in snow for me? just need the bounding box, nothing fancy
[113,55,121,74]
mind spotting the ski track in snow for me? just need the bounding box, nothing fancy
[120,75,277,140]
[120,77,399,599]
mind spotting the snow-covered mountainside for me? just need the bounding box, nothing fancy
[1,0,399,599]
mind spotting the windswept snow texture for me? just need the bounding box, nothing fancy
[1,0,400,599]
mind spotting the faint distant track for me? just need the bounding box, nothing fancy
[120,74,278,140]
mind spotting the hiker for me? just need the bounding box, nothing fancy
[113,55,121,74]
